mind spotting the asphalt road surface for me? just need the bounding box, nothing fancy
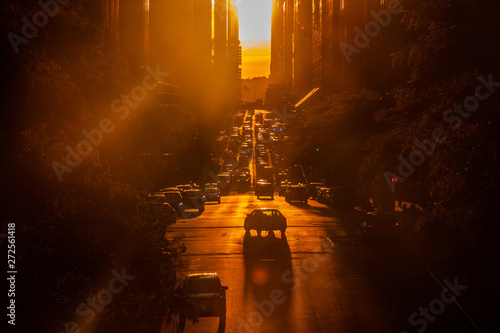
[164,194,478,333]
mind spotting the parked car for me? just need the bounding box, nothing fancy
[180,273,228,330]
[204,182,218,190]
[327,186,356,210]
[324,187,338,206]
[315,187,329,202]
[176,184,193,192]
[158,187,179,192]
[361,213,400,244]
[278,180,290,197]
[244,208,287,235]
[285,185,308,204]
[147,194,177,225]
[255,180,274,199]
[157,190,184,215]
[181,189,206,213]
[317,187,330,204]
[306,182,323,199]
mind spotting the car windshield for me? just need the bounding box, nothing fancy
[252,210,279,217]
[185,277,220,294]
[206,189,217,193]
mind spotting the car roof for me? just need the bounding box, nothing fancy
[252,208,279,212]
[186,273,218,279]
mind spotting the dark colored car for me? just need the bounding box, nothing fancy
[285,185,308,204]
[217,172,231,195]
[203,187,221,203]
[361,213,400,244]
[181,189,206,213]
[306,182,323,199]
[257,165,274,182]
[278,180,290,197]
[180,273,228,330]
[147,194,177,226]
[255,180,274,199]
[244,208,287,235]
[317,187,330,204]
[236,173,251,192]
[255,112,263,124]
[176,184,193,192]
[327,186,356,210]
[158,190,184,214]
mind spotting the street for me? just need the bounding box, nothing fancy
[167,194,477,333]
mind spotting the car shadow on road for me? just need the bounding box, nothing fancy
[299,203,365,222]
[242,232,293,318]
[177,210,205,220]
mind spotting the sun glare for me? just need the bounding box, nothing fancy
[237,0,272,78]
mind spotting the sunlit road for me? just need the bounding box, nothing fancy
[165,194,477,333]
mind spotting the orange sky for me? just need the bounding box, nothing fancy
[237,0,272,79]
[241,39,271,79]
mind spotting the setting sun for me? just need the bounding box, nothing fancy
[236,0,272,78]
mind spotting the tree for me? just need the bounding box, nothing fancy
[0,1,196,331]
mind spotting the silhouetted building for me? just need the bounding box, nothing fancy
[294,0,313,97]
[273,0,404,98]
[213,0,241,112]
[270,0,284,85]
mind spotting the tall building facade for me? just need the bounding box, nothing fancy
[272,0,404,100]
[270,0,284,85]
[213,0,242,111]
[100,0,242,116]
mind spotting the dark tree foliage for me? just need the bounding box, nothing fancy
[1,1,196,331]
[365,0,500,243]
[286,89,383,191]
[288,3,500,325]
[361,1,500,327]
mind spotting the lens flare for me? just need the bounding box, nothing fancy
[251,266,269,285]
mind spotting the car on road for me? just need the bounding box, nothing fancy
[236,173,251,192]
[361,213,400,244]
[278,180,290,196]
[203,187,221,203]
[180,273,228,331]
[244,208,287,235]
[204,182,218,189]
[285,185,308,204]
[181,189,206,213]
[255,180,274,199]
[217,172,231,195]
[147,194,177,225]
[156,190,184,215]
[306,182,323,199]
[255,111,263,124]
[176,184,193,192]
